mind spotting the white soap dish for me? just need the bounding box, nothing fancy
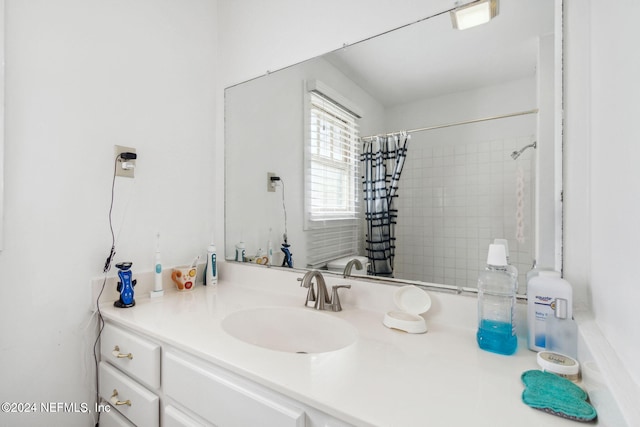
[383,285,431,334]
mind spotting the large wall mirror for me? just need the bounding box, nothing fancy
[225,0,562,294]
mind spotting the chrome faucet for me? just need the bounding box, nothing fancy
[298,270,351,312]
[343,259,363,278]
[299,270,329,310]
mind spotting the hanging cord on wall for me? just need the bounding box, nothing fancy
[280,178,288,240]
[279,178,293,267]
[92,155,121,427]
[270,175,293,267]
[269,175,288,239]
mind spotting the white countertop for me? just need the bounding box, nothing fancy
[99,263,591,427]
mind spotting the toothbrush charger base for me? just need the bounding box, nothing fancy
[114,300,136,308]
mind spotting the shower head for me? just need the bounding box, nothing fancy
[511,141,537,160]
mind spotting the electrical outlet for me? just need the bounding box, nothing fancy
[114,145,136,178]
[267,172,276,192]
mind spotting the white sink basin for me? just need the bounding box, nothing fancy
[221,307,357,354]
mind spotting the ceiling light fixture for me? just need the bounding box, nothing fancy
[450,0,499,30]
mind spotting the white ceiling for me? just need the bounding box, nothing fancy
[324,0,555,107]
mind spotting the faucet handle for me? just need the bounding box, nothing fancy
[298,276,317,305]
[330,285,351,312]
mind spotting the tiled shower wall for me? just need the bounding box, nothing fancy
[394,135,535,290]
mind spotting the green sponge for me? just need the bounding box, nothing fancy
[521,370,597,422]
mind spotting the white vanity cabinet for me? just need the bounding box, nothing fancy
[101,323,162,389]
[99,406,136,427]
[163,405,213,427]
[99,323,161,427]
[163,349,306,427]
[100,321,354,427]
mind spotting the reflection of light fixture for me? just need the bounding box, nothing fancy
[450,0,499,30]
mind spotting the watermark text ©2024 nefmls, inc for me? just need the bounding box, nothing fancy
[1,401,111,414]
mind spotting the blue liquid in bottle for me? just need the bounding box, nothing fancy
[477,319,517,355]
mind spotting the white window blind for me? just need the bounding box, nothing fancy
[304,87,363,268]
[306,225,363,269]
[307,91,360,220]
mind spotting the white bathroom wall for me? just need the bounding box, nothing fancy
[0,1,217,426]
[564,0,640,391]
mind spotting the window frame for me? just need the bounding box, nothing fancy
[303,81,362,226]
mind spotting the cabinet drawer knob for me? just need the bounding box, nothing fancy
[112,345,133,360]
[110,389,132,407]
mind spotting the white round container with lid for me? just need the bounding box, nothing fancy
[537,350,580,382]
[383,285,431,333]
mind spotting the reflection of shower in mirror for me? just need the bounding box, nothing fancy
[511,141,537,160]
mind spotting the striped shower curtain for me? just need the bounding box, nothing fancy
[361,134,409,277]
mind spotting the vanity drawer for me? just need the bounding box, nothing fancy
[164,350,305,427]
[101,323,161,389]
[99,362,159,427]
[98,405,136,427]
[164,405,213,427]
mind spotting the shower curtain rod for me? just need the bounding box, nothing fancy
[360,108,539,141]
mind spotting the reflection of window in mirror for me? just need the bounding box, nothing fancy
[307,92,359,221]
[304,85,363,268]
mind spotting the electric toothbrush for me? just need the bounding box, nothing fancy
[151,232,164,298]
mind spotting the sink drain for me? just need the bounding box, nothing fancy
[295,351,308,354]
